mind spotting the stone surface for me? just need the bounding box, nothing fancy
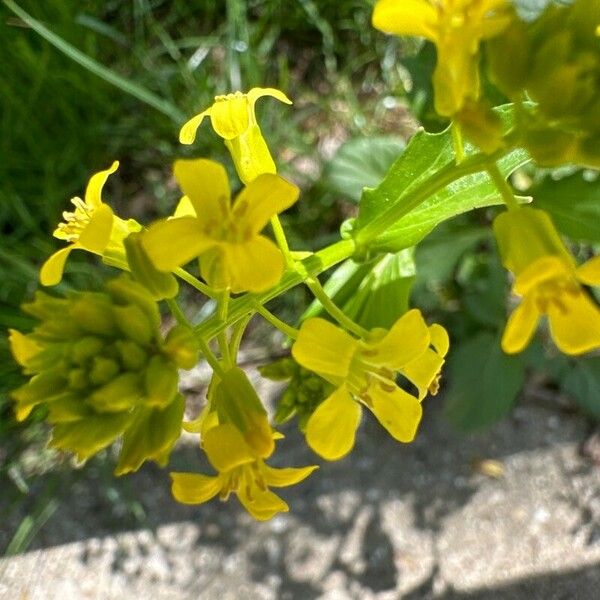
[1,388,599,599]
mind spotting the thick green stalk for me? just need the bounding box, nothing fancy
[194,238,355,341]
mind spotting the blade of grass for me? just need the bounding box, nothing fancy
[3,0,186,123]
[4,497,59,556]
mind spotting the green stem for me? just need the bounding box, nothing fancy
[229,313,253,361]
[174,268,216,298]
[217,290,232,367]
[166,298,189,326]
[197,338,227,378]
[354,145,511,248]
[270,215,294,268]
[194,238,355,342]
[253,301,299,339]
[451,121,465,163]
[305,277,368,338]
[486,162,519,211]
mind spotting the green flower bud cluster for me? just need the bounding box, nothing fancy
[9,275,199,474]
[487,0,600,166]
[259,357,334,431]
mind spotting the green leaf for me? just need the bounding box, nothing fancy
[325,136,406,202]
[459,255,508,330]
[415,220,489,285]
[115,395,185,475]
[444,332,525,431]
[562,357,600,419]
[530,172,600,242]
[354,105,530,253]
[343,249,416,330]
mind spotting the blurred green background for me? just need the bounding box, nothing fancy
[1,0,599,555]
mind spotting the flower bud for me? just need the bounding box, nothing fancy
[163,325,199,370]
[214,367,274,458]
[8,274,195,472]
[124,232,179,300]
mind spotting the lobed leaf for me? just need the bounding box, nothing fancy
[354,106,530,253]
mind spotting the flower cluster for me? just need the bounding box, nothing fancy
[7,0,600,524]
[9,275,197,474]
[487,0,600,166]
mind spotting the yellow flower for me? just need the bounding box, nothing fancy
[142,158,299,293]
[41,162,141,286]
[494,207,600,355]
[372,0,512,116]
[291,309,449,460]
[171,422,317,521]
[179,88,292,184]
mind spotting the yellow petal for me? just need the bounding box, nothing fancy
[547,290,600,355]
[200,246,230,291]
[401,347,445,400]
[225,125,277,184]
[513,255,572,296]
[367,309,431,370]
[305,387,361,461]
[577,255,600,286]
[203,422,256,472]
[367,383,422,443]
[209,93,250,140]
[262,464,318,488]
[84,161,119,208]
[233,173,300,234]
[173,158,230,220]
[183,403,219,434]
[142,217,213,271]
[501,293,540,354]
[432,41,480,117]
[292,318,358,379]
[372,0,439,40]
[171,196,197,218]
[40,246,76,286]
[179,108,211,145]
[223,236,284,293]
[493,208,572,276]
[246,87,292,108]
[237,487,289,521]
[8,330,42,368]
[429,323,450,356]
[78,203,114,254]
[170,472,222,504]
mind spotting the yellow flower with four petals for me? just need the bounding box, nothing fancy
[142,158,299,293]
[372,0,512,116]
[494,207,600,355]
[291,309,449,460]
[171,422,317,521]
[179,88,292,184]
[41,161,140,286]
